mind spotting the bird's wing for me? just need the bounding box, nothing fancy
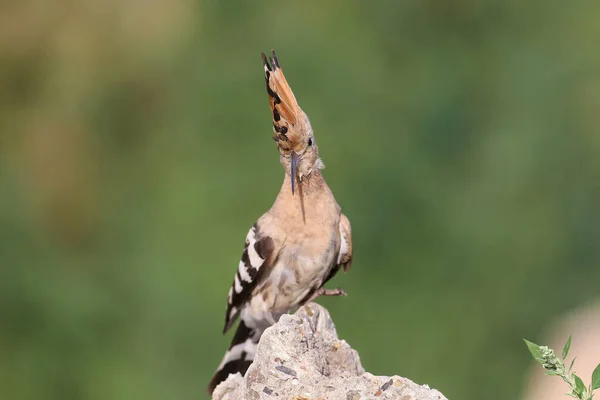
[322,213,353,285]
[223,223,275,333]
[337,213,353,272]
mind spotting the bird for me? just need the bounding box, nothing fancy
[207,49,353,395]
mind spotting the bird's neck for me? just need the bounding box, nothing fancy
[285,168,326,195]
[271,170,339,223]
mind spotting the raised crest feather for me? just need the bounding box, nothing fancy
[261,50,302,150]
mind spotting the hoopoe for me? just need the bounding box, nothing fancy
[207,50,353,395]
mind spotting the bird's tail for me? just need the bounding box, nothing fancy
[207,320,262,395]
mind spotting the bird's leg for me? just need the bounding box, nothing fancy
[306,287,347,303]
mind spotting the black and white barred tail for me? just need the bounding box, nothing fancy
[207,320,263,394]
[209,223,274,394]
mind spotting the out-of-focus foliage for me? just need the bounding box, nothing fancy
[1,1,600,399]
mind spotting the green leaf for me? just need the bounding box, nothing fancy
[524,339,543,362]
[592,363,600,390]
[569,357,577,373]
[563,335,572,359]
[574,374,586,398]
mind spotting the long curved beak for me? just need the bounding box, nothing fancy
[290,151,299,195]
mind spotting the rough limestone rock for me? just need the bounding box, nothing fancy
[212,303,448,400]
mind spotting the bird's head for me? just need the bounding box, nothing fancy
[262,50,324,195]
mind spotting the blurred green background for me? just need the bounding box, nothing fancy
[2,1,600,399]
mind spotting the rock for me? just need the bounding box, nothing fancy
[212,303,448,400]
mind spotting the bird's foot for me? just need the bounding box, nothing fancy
[307,287,347,303]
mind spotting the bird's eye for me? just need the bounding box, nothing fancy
[308,138,313,146]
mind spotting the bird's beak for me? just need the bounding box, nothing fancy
[290,151,299,195]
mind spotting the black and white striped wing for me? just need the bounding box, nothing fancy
[223,223,274,333]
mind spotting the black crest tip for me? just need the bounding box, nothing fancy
[270,49,280,69]
[261,52,272,71]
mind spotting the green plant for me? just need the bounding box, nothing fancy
[524,336,600,399]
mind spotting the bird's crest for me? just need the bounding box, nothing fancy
[261,50,307,152]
